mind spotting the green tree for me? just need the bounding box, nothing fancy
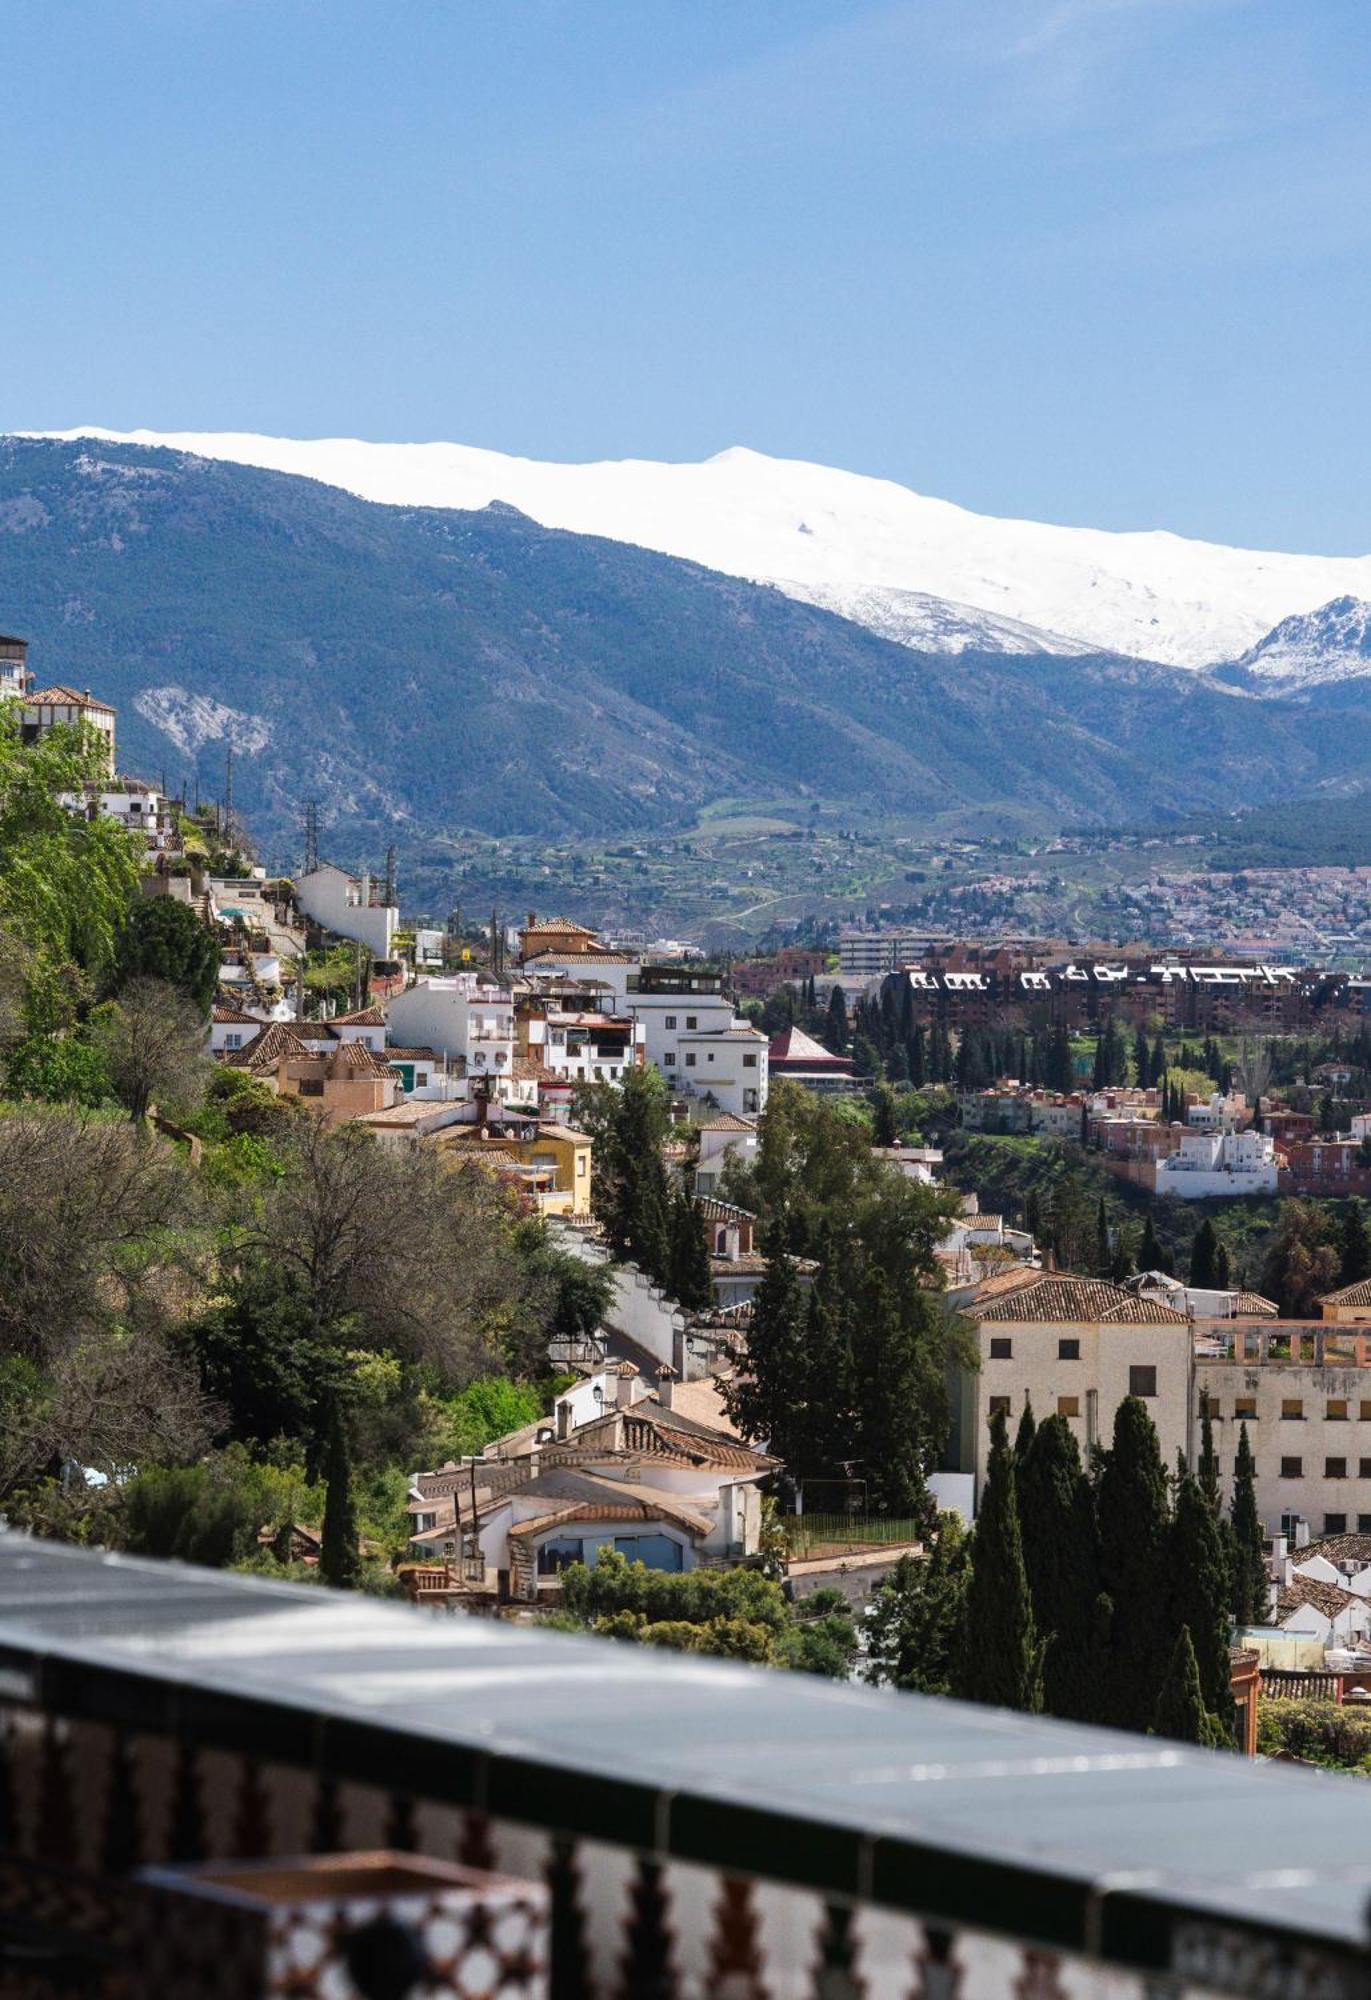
[667,1184,713,1312]
[724,1252,808,1464]
[870,1084,899,1148]
[93,975,210,1123]
[3,1032,111,1107]
[865,1520,969,1694]
[319,1396,361,1588]
[1017,1415,1102,1723]
[1339,1202,1371,1287]
[1260,1200,1341,1318]
[1094,1198,1112,1279]
[1097,1396,1171,1731]
[1229,1423,1268,1627]
[1152,1625,1229,1747]
[823,983,849,1055]
[1168,1474,1236,1741]
[115,896,222,1015]
[1189,1218,1221,1290]
[1138,1211,1169,1276]
[1014,1398,1037,1463]
[1197,1391,1221,1518]
[595,1065,672,1281]
[956,1408,1042,1712]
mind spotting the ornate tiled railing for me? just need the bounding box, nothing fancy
[1,1536,1369,1999]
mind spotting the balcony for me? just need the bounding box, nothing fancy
[2,1534,1371,1996]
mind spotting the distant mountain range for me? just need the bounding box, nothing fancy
[36,427,1371,675]
[2,435,1371,855]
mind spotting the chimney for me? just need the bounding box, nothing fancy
[528,911,537,930]
[556,1398,572,1441]
[655,1364,675,1411]
[615,1361,639,1409]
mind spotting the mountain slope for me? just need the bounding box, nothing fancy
[3,438,1371,852]
[1232,596,1371,691]
[37,427,1371,669]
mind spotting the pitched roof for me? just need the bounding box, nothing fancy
[1321,1278,1371,1308]
[1291,1533,1371,1570]
[326,1040,386,1075]
[24,684,113,709]
[974,1275,1190,1325]
[1276,1575,1360,1623]
[523,949,636,966]
[1232,1291,1281,1318]
[212,1004,261,1025]
[768,1025,852,1066]
[699,1197,755,1224]
[330,1005,385,1026]
[699,1113,758,1133]
[224,1022,311,1072]
[522,917,600,937]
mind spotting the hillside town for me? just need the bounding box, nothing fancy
[5,644,1371,1774]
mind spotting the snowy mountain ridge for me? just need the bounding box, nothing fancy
[31,427,1371,672]
[1234,594,1371,690]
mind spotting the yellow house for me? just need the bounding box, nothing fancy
[437,1118,592,1217]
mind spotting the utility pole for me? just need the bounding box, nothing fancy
[303,798,321,875]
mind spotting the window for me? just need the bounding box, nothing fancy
[664,1015,677,1030]
[613,1534,683,1572]
[1328,1399,1349,1421]
[1361,1401,1371,1421]
[988,1337,1012,1360]
[225,1032,242,1051]
[1326,1458,1348,1480]
[663,1052,676,1066]
[1281,1398,1304,1420]
[537,1538,586,1575]
[1325,1514,1348,1536]
[686,1015,698,1030]
[1058,1338,1080,1360]
[1359,1514,1371,1534]
[1361,1458,1371,1479]
[743,1053,757,1068]
[1057,1395,1080,1419]
[1279,1456,1303,1479]
[1129,1365,1157,1399]
[685,1054,696,1068]
[988,1396,1011,1418]
[1235,1396,1257,1420]
[414,1512,436,1534]
[297,1078,324,1097]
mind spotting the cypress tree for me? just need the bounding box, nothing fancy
[726,1253,807,1466]
[1017,1415,1102,1722]
[789,1255,856,1484]
[1229,1424,1268,1627]
[1132,1026,1150,1087]
[824,984,849,1056]
[956,1408,1042,1712]
[1167,1475,1236,1742]
[1189,1218,1220,1290]
[1214,1239,1231,1290]
[1340,1202,1371,1286]
[1197,1391,1221,1518]
[1014,1398,1037,1463]
[1097,1396,1171,1731]
[668,1186,713,1312]
[1152,1626,1229,1748]
[320,1397,361,1590]
[601,1067,672,1282]
[1138,1211,1168,1276]
[907,1025,926,1087]
[864,1523,970,1695]
[870,1085,899,1148]
[853,1273,937,1524]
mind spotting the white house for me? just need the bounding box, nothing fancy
[386,974,515,1091]
[674,1023,768,1118]
[1153,1124,1277,1199]
[294,863,398,960]
[695,1113,759,1195]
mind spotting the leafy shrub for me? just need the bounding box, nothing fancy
[1257,1698,1371,1771]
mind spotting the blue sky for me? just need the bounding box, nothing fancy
[4,0,1370,550]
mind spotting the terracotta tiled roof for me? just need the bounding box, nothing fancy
[1293,1534,1371,1569]
[768,1025,852,1066]
[699,1113,758,1133]
[327,1040,385,1075]
[974,1275,1189,1325]
[212,1004,260,1025]
[330,1005,385,1026]
[1232,1291,1281,1317]
[523,950,636,966]
[1321,1278,1371,1308]
[1276,1575,1360,1623]
[522,917,600,938]
[699,1197,755,1224]
[25,684,113,709]
[224,1022,310,1072]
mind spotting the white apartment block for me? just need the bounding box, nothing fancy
[1153,1124,1277,1199]
[386,975,515,1090]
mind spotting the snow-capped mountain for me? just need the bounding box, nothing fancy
[33,428,1371,670]
[1232,595,1371,690]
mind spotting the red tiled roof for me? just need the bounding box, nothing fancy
[1322,1278,1371,1308]
[974,1275,1189,1325]
[768,1025,853,1067]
